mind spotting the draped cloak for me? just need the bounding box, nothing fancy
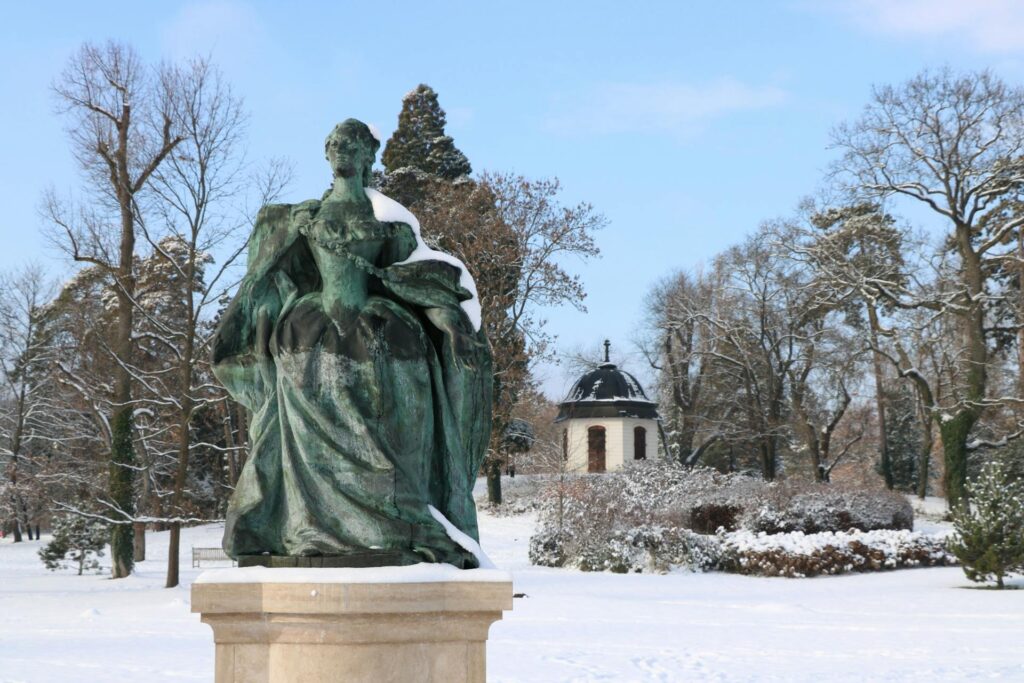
[211,199,492,568]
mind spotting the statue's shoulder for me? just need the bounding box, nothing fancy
[289,199,321,222]
[255,202,290,221]
[248,201,318,270]
[294,198,322,213]
[252,200,321,236]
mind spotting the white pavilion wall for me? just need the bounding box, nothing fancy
[562,417,660,473]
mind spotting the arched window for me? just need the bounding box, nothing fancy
[587,426,606,473]
[634,426,647,460]
[562,429,568,462]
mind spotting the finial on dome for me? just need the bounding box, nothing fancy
[603,339,611,364]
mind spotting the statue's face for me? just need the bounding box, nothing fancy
[325,123,376,181]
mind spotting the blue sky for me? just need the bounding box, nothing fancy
[3,0,1024,398]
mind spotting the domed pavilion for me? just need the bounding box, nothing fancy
[555,341,660,473]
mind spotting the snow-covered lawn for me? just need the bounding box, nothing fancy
[1,505,1022,682]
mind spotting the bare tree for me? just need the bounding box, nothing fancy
[0,266,54,540]
[44,42,184,577]
[641,270,716,463]
[141,56,290,587]
[831,68,1024,507]
[794,202,908,488]
[645,219,869,481]
[786,317,865,482]
[481,173,603,502]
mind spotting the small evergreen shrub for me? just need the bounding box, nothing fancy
[949,461,1024,589]
[38,514,108,575]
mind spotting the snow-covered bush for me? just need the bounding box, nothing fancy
[528,460,919,573]
[530,525,721,573]
[745,484,913,534]
[949,461,1024,589]
[718,529,954,578]
[38,514,108,575]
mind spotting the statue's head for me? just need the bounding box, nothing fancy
[324,119,379,186]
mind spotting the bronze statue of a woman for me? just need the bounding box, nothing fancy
[211,119,492,568]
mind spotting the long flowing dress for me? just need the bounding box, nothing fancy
[211,197,492,568]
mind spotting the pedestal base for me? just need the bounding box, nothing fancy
[191,566,513,683]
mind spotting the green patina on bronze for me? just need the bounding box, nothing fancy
[212,119,492,569]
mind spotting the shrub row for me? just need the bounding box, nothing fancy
[718,529,954,577]
[529,525,721,574]
[531,460,913,538]
[526,460,934,576]
[530,526,954,577]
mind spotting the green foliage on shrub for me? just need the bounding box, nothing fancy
[38,514,108,575]
[949,461,1024,589]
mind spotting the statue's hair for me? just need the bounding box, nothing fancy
[324,119,378,186]
[324,119,380,155]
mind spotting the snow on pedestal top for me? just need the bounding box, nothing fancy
[195,563,511,584]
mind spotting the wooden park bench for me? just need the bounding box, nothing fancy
[191,547,236,568]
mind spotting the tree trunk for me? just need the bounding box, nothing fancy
[866,304,893,489]
[167,523,181,588]
[167,295,195,588]
[760,436,776,481]
[939,411,975,509]
[485,457,502,505]
[109,406,136,578]
[109,232,137,577]
[916,412,933,500]
[133,522,146,562]
[12,518,22,543]
[165,435,189,588]
[1018,228,1024,401]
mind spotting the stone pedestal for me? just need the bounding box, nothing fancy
[191,566,513,683]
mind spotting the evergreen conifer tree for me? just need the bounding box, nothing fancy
[949,461,1024,588]
[882,385,923,492]
[39,514,108,575]
[382,84,471,180]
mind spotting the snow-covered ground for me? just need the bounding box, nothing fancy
[1,499,1022,682]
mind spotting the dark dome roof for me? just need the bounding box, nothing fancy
[568,362,649,401]
[556,362,658,422]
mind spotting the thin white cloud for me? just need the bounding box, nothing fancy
[822,0,1024,53]
[548,79,787,139]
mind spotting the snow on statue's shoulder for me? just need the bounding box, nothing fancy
[364,187,482,331]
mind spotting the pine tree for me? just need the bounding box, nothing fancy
[882,384,923,493]
[39,514,108,575]
[949,461,1024,589]
[381,84,471,180]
